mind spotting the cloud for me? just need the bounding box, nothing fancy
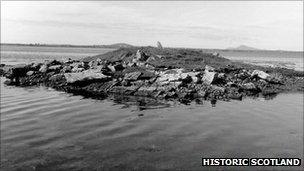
[1,1,303,50]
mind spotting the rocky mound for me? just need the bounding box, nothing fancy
[83,47,232,70]
[1,47,303,104]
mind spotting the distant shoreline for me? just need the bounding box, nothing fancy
[0,43,132,49]
[1,43,303,53]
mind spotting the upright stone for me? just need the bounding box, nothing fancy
[157,41,163,49]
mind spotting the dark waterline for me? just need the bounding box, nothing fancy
[1,78,303,170]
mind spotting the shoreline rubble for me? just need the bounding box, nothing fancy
[1,47,303,104]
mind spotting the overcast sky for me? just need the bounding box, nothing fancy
[1,1,303,51]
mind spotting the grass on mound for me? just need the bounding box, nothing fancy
[82,46,304,77]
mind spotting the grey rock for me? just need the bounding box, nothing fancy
[107,65,116,72]
[197,90,206,98]
[44,60,62,66]
[204,65,215,72]
[64,69,109,84]
[61,65,72,73]
[251,70,270,79]
[202,70,217,85]
[26,71,34,76]
[48,65,62,71]
[88,60,99,69]
[39,65,48,73]
[241,82,256,90]
[124,71,142,81]
[266,73,283,84]
[134,50,149,62]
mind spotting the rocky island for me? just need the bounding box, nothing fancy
[1,46,303,104]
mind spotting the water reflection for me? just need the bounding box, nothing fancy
[263,93,278,100]
[211,99,217,107]
[1,80,285,111]
[1,80,303,171]
[110,94,172,111]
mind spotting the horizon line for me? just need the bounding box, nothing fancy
[1,42,303,52]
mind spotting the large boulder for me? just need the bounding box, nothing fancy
[201,70,217,85]
[64,69,110,84]
[124,71,142,81]
[241,82,257,91]
[181,72,199,83]
[251,70,270,79]
[48,65,62,71]
[157,69,184,82]
[26,71,35,76]
[5,64,33,78]
[134,50,149,62]
[156,69,199,85]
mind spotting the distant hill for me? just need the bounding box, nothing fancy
[103,43,134,48]
[1,43,134,49]
[226,45,260,51]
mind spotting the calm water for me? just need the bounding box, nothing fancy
[205,50,304,71]
[0,45,303,170]
[0,45,115,65]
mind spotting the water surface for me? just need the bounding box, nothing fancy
[1,79,303,170]
[204,49,303,71]
[0,45,115,65]
[0,45,303,170]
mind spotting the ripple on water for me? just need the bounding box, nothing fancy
[1,79,303,170]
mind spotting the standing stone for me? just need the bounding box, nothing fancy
[157,41,163,49]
